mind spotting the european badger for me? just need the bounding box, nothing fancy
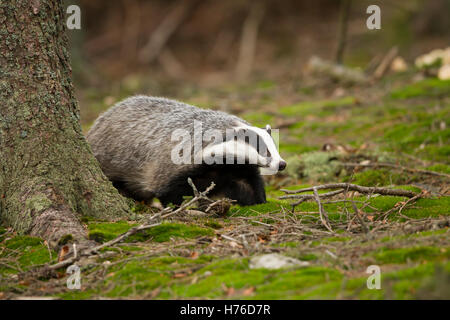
[87,95,286,206]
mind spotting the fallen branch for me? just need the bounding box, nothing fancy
[281,183,417,198]
[373,46,398,79]
[281,189,344,200]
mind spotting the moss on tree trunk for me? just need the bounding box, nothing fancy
[0,0,131,243]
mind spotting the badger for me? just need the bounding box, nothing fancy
[87,95,286,206]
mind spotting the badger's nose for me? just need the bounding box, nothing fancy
[278,160,287,171]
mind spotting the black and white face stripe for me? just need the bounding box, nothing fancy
[227,127,272,158]
[201,122,286,174]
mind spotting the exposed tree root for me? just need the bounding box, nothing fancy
[29,180,216,276]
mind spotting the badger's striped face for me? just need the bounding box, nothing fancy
[202,122,286,175]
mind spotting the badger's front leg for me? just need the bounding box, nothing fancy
[224,173,266,206]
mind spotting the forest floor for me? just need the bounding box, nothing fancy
[1,72,449,299]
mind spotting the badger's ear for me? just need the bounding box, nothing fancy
[265,124,272,135]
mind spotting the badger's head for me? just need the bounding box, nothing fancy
[202,122,287,175]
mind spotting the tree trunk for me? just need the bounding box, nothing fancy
[0,0,131,244]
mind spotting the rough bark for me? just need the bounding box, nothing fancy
[0,0,131,244]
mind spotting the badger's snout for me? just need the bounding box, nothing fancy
[278,160,287,171]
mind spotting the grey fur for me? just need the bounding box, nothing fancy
[87,95,254,201]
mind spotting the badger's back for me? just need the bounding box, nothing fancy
[87,95,244,200]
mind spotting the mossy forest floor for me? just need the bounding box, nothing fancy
[1,73,449,299]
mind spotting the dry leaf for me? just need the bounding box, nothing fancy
[173,273,188,278]
[58,245,69,262]
[222,284,235,297]
[242,287,255,296]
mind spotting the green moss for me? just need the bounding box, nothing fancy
[252,267,343,299]
[279,101,314,116]
[256,80,275,89]
[401,197,450,219]
[103,255,214,298]
[371,246,449,264]
[272,242,299,248]
[279,96,356,117]
[168,258,269,298]
[0,236,56,274]
[380,229,448,243]
[381,119,450,162]
[204,220,223,229]
[311,237,352,246]
[229,199,290,217]
[88,221,213,243]
[426,163,450,174]
[279,143,314,155]
[298,253,319,261]
[143,223,214,242]
[117,245,143,252]
[390,79,450,99]
[88,221,131,243]
[241,112,274,128]
[58,234,73,246]
[351,169,409,186]
[106,260,171,296]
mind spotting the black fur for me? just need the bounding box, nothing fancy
[113,164,266,207]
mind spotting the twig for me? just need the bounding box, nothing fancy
[398,192,424,215]
[312,187,334,233]
[351,201,369,234]
[281,189,344,200]
[281,183,417,198]
[220,234,241,243]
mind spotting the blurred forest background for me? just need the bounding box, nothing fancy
[68,0,450,127]
[69,0,449,81]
